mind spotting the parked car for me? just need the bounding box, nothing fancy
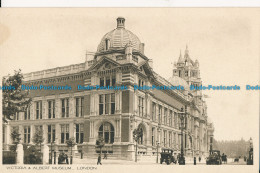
[160,149,177,165]
[206,150,222,165]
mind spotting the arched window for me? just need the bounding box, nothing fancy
[105,39,110,50]
[137,127,143,145]
[98,122,114,144]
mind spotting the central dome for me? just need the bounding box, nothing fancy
[97,17,141,52]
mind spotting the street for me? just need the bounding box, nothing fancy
[72,157,247,165]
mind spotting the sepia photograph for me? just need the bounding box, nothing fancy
[0,8,259,173]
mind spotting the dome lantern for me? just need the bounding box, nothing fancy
[117,17,125,28]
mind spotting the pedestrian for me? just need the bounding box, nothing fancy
[65,154,69,164]
[97,155,102,165]
[194,157,196,165]
[103,152,107,159]
[199,156,201,162]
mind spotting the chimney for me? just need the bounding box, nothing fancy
[139,43,145,54]
[85,51,95,62]
[117,17,125,28]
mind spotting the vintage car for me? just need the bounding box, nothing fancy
[160,149,177,165]
[206,150,222,165]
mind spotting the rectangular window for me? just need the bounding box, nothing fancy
[163,131,167,147]
[48,125,56,143]
[158,106,162,124]
[152,128,155,146]
[111,93,115,114]
[99,95,104,115]
[36,101,42,119]
[138,96,144,117]
[106,78,110,87]
[99,93,115,115]
[61,98,69,118]
[100,76,116,87]
[100,77,104,87]
[48,100,55,119]
[76,124,84,144]
[169,110,173,127]
[152,103,156,121]
[24,106,30,120]
[61,124,69,144]
[76,97,84,117]
[24,126,30,144]
[112,76,116,86]
[14,112,19,121]
[173,133,176,148]
[174,112,177,128]
[164,108,167,125]
[169,132,172,148]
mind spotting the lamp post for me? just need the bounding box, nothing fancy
[178,107,185,165]
[156,141,160,163]
[50,138,57,164]
[247,137,253,165]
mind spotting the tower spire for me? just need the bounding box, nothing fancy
[185,44,189,55]
[178,49,183,63]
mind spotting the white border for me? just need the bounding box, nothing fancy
[2,0,260,7]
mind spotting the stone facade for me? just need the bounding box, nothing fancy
[3,17,214,161]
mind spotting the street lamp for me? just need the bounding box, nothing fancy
[50,137,58,164]
[178,107,186,165]
[156,141,160,163]
[247,137,253,165]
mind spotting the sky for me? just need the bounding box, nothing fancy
[0,8,259,141]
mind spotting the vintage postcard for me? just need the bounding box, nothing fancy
[0,8,259,173]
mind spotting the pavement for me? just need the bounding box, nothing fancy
[73,157,247,165]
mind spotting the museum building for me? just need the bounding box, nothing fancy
[3,17,214,161]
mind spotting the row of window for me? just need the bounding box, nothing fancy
[12,124,84,144]
[151,128,180,148]
[15,93,119,120]
[14,97,85,120]
[151,102,179,128]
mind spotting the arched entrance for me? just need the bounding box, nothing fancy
[98,122,114,144]
[136,123,146,145]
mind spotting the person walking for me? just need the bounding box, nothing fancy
[199,156,201,162]
[97,155,102,165]
[103,152,107,159]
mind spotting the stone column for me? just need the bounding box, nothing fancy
[42,99,47,119]
[16,144,24,164]
[55,123,60,144]
[90,93,95,116]
[70,96,74,118]
[55,96,60,119]
[42,144,49,165]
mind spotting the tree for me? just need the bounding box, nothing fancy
[96,136,105,162]
[32,128,44,153]
[66,137,76,164]
[133,127,143,162]
[2,69,31,123]
[10,129,21,152]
